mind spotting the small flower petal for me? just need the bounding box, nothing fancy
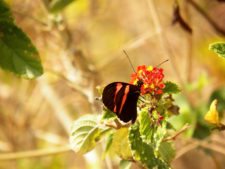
[204,99,220,125]
[130,65,165,95]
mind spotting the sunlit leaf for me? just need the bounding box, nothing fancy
[0,1,43,78]
[108,128,132,159]
[139,109,167,150]
[129,123,170,169]
[70,115,109,154]
[163,81,180,94]
[158,142,175,163]
[204,100,220,125]
[103,132,113,157]
[209,42,225,58]
[49,0,76,13]
[139,109,155,144]
[119,160,132,169]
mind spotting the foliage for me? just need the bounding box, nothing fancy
[163,81,180,94]
[129,123,170,169]
[2,0,225,169]
[119,160,132,169]
[209,42,225,58]
[48,0,77,13]
[107,127,132,159]
[70,67,179,169]
[0,0,43,78]
[70,115,110,154]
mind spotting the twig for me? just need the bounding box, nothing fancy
[0,145,71,161]
[38,77,73,134]
[163,123,190,142]
[182,0,193,83]
[34,130,67,145]
[175,139,225,160]
[210,153,222,169]
[13,10,48,27]
[187,0,225,36]
[45,68,89,100]
[147,0,185,87]
[147,0,196,108]
[175,141,199,159]
[200,141,225,156]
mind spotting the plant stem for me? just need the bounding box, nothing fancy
[0,145,71,161]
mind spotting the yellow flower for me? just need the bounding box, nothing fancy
[204,99,220,125]
[147,66,153,71]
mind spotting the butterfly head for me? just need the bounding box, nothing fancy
[137,80,144,88]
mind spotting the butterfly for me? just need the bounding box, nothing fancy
[102,80,143,123]
[102,51,167,123]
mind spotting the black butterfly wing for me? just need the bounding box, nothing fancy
[102,82,140,123]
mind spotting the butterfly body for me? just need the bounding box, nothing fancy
[102,82,141,123]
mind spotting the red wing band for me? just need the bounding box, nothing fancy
[113,83,123,112]
[119,85,130,114]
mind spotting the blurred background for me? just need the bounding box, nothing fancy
[0,0,225,168]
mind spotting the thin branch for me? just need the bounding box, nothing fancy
[0,145,71,161]
[147,0,196,108]
[34,130,67,145]
[175,141,199,159]
[163,123,190,142]
[147,0,185,87]
[187,0,225,36]
[175,139,225,160]
[182,0,193,83]
[13,10,48,27]
[200,141,225,156]
[38,77,73,134]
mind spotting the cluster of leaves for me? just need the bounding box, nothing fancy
[205,42,225,130]
[0,0,43,78]
[70,81,180,169]
[2,0,225,167]
[167,42,225,140]
[69,42,225,168]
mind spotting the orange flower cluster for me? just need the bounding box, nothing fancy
[130,65,165,95]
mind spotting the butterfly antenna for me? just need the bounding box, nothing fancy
[156,59,169,67]
[123,50,136,73]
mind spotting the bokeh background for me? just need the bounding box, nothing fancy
[0,0,225,168]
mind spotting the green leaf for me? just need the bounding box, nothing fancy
[0,1,43,78]
[70,115,108,154]
[103,133,114,156]
[108,128,132,159]
[49,0,76,13]
[0,0,13,22]
[119,160,132,169]
[101,108,117,122]
[129,123,170,169]
[209,42,225,58]
[193,121,210,139]
[139,109,155,144]
[158,142,175,163]
[154,121,168,150]
[163,81,180,94]
[139,109,167,150]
